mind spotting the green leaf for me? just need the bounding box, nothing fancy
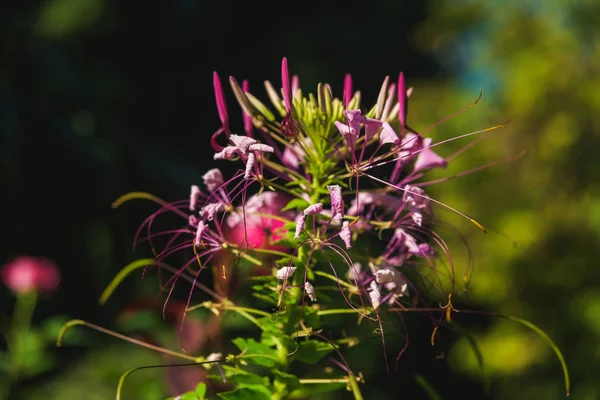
[194,382,207,398]
[232,338,279,367]
[502,315,571,396]
[272,369,301,390]
[217,387,272,400]
[282,198,310,212]
[288,382,346,398]
[210,371,267,386]
[413,374,442,400]
[292,340,335,364]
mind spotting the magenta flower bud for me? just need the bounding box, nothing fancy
[213,72,229,132]
[343,73,353,109]
[241,79,254,138]
[397,72,407,132]
[1,256,60,295]
[281,57,292,113]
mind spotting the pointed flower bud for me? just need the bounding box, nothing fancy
[213,72,229,133]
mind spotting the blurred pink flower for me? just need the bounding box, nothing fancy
[1,256,60,294]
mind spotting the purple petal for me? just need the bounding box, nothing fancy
[379,122,400,145]
[248,143,274,153]
[214,146,239,160]
[202,169,223,192]
[229,134,257,154]
[282,146,300,169]
[340,221,352,249]
[327,185,344,221]
[244,152,255,179]
[335,121,358,149]
[402,185,430,211]
[194,220,207,246]
[304,203,323,215]
[190,185,201,211]
[413,139,448,172]
[369,281,381,310]
[363,118,383,141]
[294,214,305,239]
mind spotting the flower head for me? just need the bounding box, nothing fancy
[1,256,60,295]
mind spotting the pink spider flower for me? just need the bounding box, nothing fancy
[1,256,60,295]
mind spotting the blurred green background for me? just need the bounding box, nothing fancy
[1,0,599,399]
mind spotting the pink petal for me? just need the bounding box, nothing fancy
[202,169,223,192]
[340,221,352,249]
[291,75,300,98]
[413,139,448,172]
[335,121,357,149]
[214,146,239,160]
[379,122,400,145]
[248,143,274,153]
[194,221,207,246]
[327,185,344,221]
[294,214,306,239]
[304,203,323,215]
[229,134,257,154]
[244,152,255,179]
[363,118,383,141]
[190,185,201,210]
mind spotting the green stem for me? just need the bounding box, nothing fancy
[348,374,364,400]
[313,271,356,290]
[7,291,38,381]
[57,320,199,363]
[317,308,371,316]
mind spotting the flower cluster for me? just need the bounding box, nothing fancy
[132,57,491,321]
